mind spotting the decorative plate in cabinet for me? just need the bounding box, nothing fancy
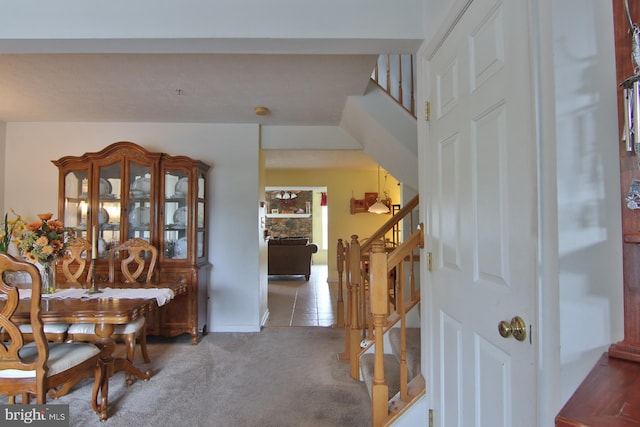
[131,176,151,194]
[98,208,109,225]
[173,206,188,226]
[174,177,188,196]
[99,178,112,196]
[174,237,187,259]
[129,206,150,227]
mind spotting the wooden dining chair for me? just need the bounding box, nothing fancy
[107,237,158,285]
[0,267,69,344]
[67,238,157,370]
[0,252,105,416]
[61,236,93,287]
[108,238,157,365]
[14,237,94,344]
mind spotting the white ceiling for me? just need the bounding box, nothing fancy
[0,53,377,125]
[0,0,431,170]
[0,53,380,169]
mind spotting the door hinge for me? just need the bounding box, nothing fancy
[428,252,433,272]
[429,409,434,427]
[425,101,431,121]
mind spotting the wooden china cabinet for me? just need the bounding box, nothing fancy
[52,141,210,344]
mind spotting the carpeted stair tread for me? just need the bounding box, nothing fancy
[389,327,421,379]
[360,353,401,400]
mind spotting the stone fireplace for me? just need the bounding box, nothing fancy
[265,189,313,239]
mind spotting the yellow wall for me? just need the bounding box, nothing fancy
[266,166,400,281]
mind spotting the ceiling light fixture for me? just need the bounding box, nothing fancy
[368,165,390,214]
[254,106,270,116]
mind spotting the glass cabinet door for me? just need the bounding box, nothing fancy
[196,173,206,258]
[57,142,208,268]
[163,169,189,260]
[62,168,89,238]
[127,162,152,242]
[97,162,122,258]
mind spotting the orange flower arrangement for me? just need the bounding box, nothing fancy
[15,213,68,265]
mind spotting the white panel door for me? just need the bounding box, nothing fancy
[426,0,538,426]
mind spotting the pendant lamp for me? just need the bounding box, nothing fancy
[368,165,390,214]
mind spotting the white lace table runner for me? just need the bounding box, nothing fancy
[10,288,175,307]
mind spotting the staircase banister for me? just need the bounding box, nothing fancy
[361,195,419,254]
[370,238,390,425]
[387,224,424,269]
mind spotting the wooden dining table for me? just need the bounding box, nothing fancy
[2,281,187,421]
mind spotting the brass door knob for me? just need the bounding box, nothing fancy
[498,316,527,341]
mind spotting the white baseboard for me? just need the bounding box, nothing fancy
[210,325,263,333]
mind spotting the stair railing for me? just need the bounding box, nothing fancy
[348,234,363,380]
[371,54,416,118]
[370,237,390,426]
[359,195,419,347]
[360,196,419,256]
[336,239,346,328]
[370,224,424,426]
[336,195,419,380]
[337,240,350,361]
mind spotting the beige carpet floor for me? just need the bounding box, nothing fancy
[1,327,372,427]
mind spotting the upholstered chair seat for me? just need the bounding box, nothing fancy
[0,342,101,379]
[68,316,144,337]
[18,323,71,342]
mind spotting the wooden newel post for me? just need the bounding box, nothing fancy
[349,235,362,380]
[336,239,345,328]
[370,238,389,426]
[339,242,351,362]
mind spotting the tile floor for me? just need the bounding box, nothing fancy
[266,264,340,327]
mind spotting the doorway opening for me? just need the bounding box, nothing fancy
[264,186,335,327]
[264,186,328,264]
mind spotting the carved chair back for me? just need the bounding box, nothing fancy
[61,236,93,287]
[108,238,158,284]
[0,253,49,400]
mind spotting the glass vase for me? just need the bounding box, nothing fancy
[40,260,57,294]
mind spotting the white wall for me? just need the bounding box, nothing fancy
[0,121,5,217]
[553,0,623,411]
[261,126,362,150]
[0,0,423,54]
[342,84,419,191]
[3,122,264,332]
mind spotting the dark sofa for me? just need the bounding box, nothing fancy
[268,237,318,280]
